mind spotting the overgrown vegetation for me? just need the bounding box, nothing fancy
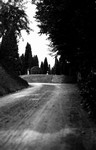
[34,0,96,120]
[0,1,30,73]
[0,0,30,96]
[79,73,96,121]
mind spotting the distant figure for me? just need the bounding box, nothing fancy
[47,71,48,75]
[27,69,29,75]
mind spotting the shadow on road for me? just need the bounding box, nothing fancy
[0,127,87,150]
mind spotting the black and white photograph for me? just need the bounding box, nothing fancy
[0,0,96,149]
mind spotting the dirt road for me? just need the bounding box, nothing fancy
[0,83,96,150]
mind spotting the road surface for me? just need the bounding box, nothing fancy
[0,83,96,150]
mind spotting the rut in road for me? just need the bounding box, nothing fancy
[0,83,96,150]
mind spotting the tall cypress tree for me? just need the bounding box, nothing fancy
[33,55,39,67]
[19,54,26,75]
[40,61,44,74]
[54,56,61,75]
[0,1,30,73]
[0,29,19,73]
[43,57,48,74]
[25,42,32,74]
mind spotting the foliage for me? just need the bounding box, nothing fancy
[25,42,32,73]
[40,58,51,74]
[0,29,19,71]
[20,44,39,75]
[35,0,96,74]
[79,73,96,121]
[35,0,96,120]
[48,64,51,74]
[43,57,48,74]
[19,54,26,75]
[0,0,30,38]
[40,61,44,74]
[53,57,61,75]
[0,0,30,74]
[32,55,39,67]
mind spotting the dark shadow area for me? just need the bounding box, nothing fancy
[62,75,77,84]
[61,134,86,150]
[0,132,88,150]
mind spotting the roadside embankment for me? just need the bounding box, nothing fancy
[0,65,28,96]
[21,74,76,84]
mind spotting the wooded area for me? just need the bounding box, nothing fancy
[34,0,96,121]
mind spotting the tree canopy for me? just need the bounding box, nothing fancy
[0,0,30,38]
[25,42,32,73]
[43,57,48,74]
[35,0,96,75]
[0,0,30,73]
[32,55,39,67]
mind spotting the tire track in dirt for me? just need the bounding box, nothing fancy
[0,83,78,150]
[0,83,95,150]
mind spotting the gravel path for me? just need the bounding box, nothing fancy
[0,83,96,150]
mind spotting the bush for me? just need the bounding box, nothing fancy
[79,73,96,121]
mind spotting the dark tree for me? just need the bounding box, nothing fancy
[35,0,96,77]
[19,54,26,75]
[54,56,61,75]
[0,1,30,38]
[40,61,44,74]
[34,0,96,119]
[48,64,51,74]
[0,29,19,73]
[0,1,30,73]
[43,57,48,74]
[33,55,39,67]
[25,42,32,74]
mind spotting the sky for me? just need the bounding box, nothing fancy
[18,2,55,67]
